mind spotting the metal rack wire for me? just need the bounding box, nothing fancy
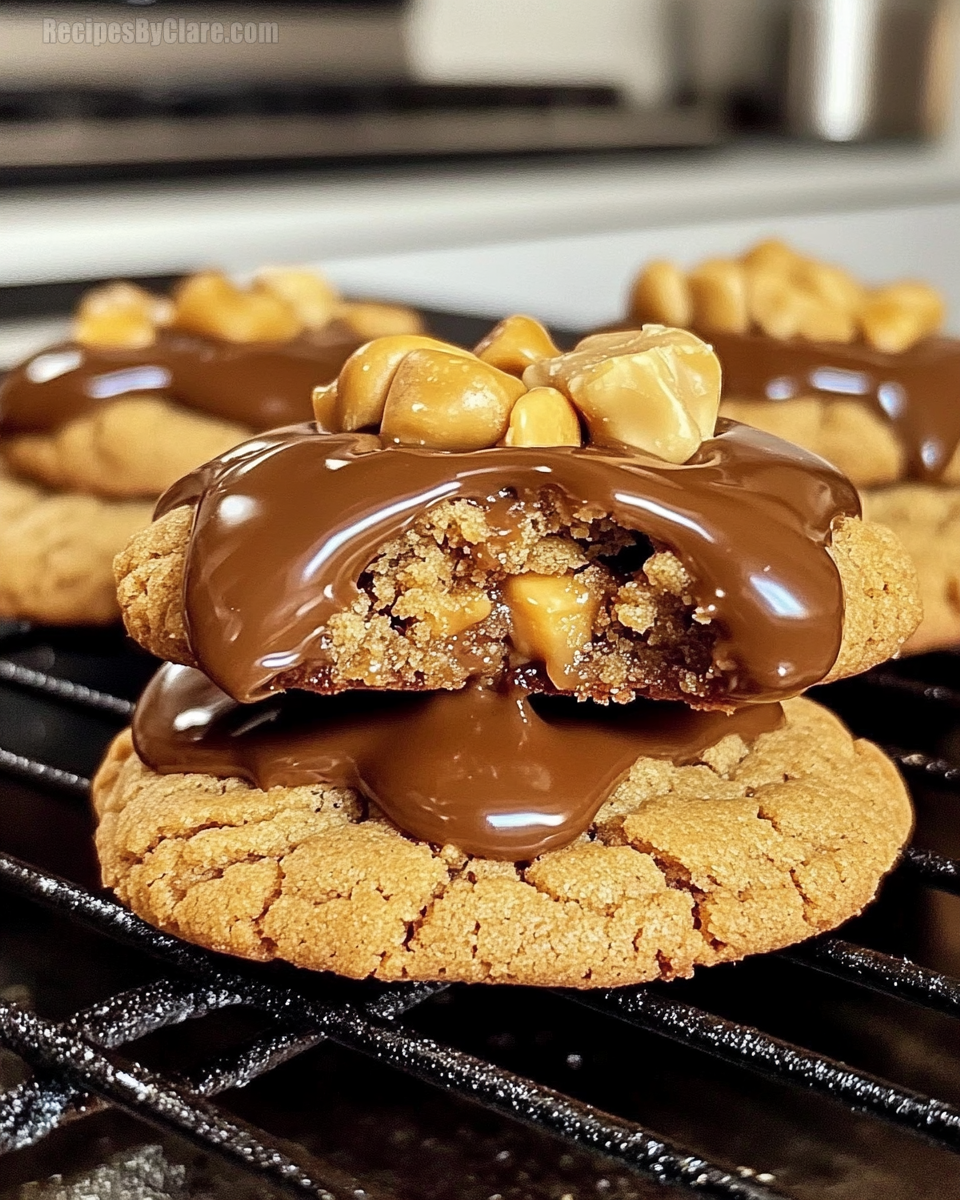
[0,622,959,1200]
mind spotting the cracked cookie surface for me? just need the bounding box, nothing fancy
[92,696,912,987]
[0,471,153,624]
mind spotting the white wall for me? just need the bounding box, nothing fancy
[321,199,960,330]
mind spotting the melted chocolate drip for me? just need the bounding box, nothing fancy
[134,663,785,860]
[0,324,362,435]
[706,330,960,483]
[156,421,859,707]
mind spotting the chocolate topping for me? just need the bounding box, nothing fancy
[156,420,859,707]
[706,330,960,483]
[134,663,784,860]
[0,324,362,436]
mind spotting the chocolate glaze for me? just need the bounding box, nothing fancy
[706,330,960,483]
[156,421,860,707]
[134,662,785,860]
[0,324,363,435]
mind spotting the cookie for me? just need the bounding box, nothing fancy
[862,484,960,653]
[0,471,153,625]
[2,397,248,499]
[719,397,960,492]
[91,696,912,987]
[114,501,922,702]
[622,244,960,652]
[0,268,422,624]
[625,243,958,489]
[0,270,423,503]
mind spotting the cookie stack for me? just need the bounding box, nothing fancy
[0,268,420,624]
[94,320,920,987]
[627,240,960,652]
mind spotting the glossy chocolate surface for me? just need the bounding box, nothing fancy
[134,663,785,860]
[157,421,860,707]
[708,330,960,483]
[0,324,362,435]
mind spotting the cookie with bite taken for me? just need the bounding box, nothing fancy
[93,319,919,987]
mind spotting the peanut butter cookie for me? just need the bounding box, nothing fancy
[862,484,960,653]
[624,241,960,652]
[116,501,919,705]
[0,270,420,624]
[3,397,247,499]
[0,471,153,625]
[92,696,912,987]
[113,324,922,707]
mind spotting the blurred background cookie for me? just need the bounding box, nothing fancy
[0,268,422,625]
[623,240,960,653]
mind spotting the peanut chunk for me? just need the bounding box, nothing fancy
[628,260,692,328]
[792,259,865,314]
[336,301,425,339]
[504,572,600,688]
[256,267,340,329]
[380,349,526,451]
[742,238,802,276]
[688,259,749,334]
[474,315,559,376]
[626,240,945,353]
[748,271,856,344]
[311,381,339,431]
[335,335,469,432]
[525,326,721,463]
[504,387,581,448]
[173,272,303,344]
[72,282,173,349]
[861,282,945,353]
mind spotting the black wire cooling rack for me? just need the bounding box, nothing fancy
[1,618,960,1200]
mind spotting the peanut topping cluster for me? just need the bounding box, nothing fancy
[71,268,423,350]
[311,316,722,465]
[73,282,175,350]
[629,239,945,354]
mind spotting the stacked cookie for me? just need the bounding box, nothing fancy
[94,320,920,987]
[0,268,421,625]
[627,240,960,652]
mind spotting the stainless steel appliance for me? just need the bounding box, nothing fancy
[786,0,957,140]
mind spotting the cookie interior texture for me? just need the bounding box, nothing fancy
[115,499,921,705]
[92,696,912,988]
